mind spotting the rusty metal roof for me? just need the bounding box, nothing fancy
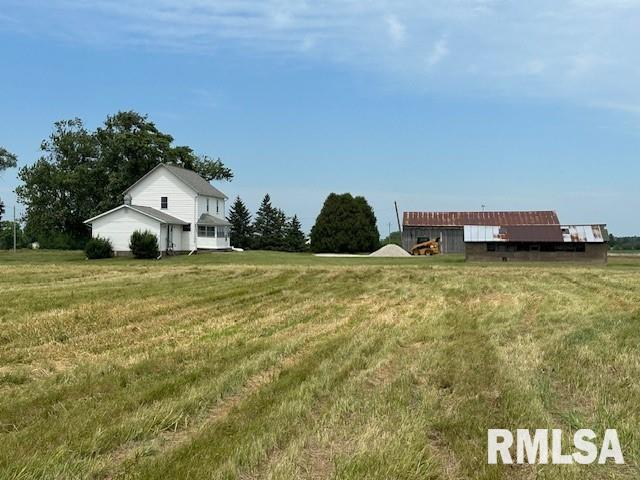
[403,210,559,227]
[464,225,563,242]
[464,224,608,243]
[562,225,608,243]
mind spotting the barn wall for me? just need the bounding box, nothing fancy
[402,227,464,254]
[465,243,608,263]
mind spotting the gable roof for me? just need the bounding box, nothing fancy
[197,213,231,226]
[84,204,188,225]
[123,163,227,199]
[403,210,559,227]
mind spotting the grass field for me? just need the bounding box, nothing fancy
[1,250,639,479]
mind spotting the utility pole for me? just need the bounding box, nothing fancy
[13,204,17,253]
[388,222,391,244]
[394,201,401,233]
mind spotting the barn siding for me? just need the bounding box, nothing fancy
[465,242,608,263]
[402,227,465,254]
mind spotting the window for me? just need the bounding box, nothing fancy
[216,199,220,214]
[161,197,168,209]
[198,225,216,237]
[216,226,228,238]
[206,198,210,213]
[183,224,191,232]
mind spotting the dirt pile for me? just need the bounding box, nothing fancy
[368,244,411,257]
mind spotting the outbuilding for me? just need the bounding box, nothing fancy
[463,224,608,263]
[402,210,560,254]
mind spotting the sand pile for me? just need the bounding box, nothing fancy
[369,244,411,257]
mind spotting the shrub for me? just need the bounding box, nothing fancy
[85,236,114,259]
[310,193,380,253]
[129,230,159,259]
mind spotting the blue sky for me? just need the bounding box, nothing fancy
[1,1,639,235]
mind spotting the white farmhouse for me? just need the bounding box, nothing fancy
[84,164,231,254]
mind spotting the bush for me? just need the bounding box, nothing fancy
[310,193,380,253]
[129,230,159,259]
[84,236,114,259]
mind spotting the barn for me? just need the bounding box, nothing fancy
[401,210,560,254]
[464,224,609,263]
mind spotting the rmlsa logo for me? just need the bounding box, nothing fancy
[488,429,624,465]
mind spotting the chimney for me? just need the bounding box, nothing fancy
[124,194,132,206]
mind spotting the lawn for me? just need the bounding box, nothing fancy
[1,250,639,479]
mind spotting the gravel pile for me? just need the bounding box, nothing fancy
[369,244,411,257]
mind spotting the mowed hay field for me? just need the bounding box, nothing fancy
[1,251,640,479]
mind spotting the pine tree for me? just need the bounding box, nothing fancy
[273,208,288,250]
[227,196,252,249]
[284,215,307,252]
[252,194,274,249]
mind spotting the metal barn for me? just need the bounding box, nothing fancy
[401,211,560,254]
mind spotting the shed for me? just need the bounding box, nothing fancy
[401,210,560,254]
[463,224,609,263]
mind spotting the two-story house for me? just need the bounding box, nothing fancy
[84,163,231,254]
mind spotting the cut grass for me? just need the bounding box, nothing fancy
[0,250,639,479]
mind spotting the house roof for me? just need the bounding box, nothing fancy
[84,204,188,225]
[464,224,608,243]
[403,210,559,227]
[197,213,231,226]
[123,163,228,199]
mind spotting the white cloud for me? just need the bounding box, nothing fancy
[4,0,640,114]
[425,37,449,68]
[385,14,406,46]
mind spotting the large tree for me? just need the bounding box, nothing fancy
[17,112,232,247]
[227,196,253,249]
[310,193,380,253]
[0,147,18,221]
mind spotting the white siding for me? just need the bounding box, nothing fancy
[197,236,230,249]
[91,208,161,252]
[197,195,225,218]
[128,167,198,250]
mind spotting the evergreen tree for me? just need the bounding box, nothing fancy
[273,208,288,250]
[227,196,252,248]
[284,215,307,252]
[310,193,380,253]
[252,194,274,249]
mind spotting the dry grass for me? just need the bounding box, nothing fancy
[0,250,639,479]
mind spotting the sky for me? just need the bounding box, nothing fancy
[1,0,639,235]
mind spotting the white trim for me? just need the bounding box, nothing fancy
[122,164,165,195]
[123,163,227,199]
[84,204,173,225]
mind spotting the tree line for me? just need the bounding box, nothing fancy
[10,111,233,249]
[227,194,307,252]
[1,110,382,253]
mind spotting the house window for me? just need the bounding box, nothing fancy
[216,199,220,214]
[161,197,168,209]
[216,226,227,238]
[198,226,216,237]
[183,224,191,232]
[206,198,210,213]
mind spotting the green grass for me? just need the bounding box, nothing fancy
[0,250,639,479]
